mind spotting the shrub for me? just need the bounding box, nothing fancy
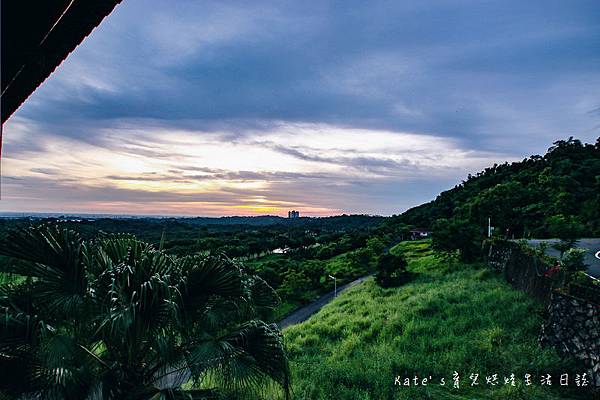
[431,218,482,261]
[346,247,376,276]
[278,269,313,301]
[546,214,584,242]
[561,247,587,272]
[375,252,411,288]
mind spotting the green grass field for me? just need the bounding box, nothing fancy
[251,249,375,322]
[278,241,588,400]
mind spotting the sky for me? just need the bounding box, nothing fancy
[2,0,600,217]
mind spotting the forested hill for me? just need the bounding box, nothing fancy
[397,137,600,238]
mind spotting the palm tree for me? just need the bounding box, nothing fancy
[0,224,289,399]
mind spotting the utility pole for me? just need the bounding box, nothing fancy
[329,274,337,297]
[488,217,491,238]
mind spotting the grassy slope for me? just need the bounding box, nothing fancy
[280,241,587,400]
[271,252,363,321]
[251,251,373,321]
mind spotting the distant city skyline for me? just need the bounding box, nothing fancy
[2,0,599,216]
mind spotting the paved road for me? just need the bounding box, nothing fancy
[164,240,403,386]
[525,238,600,277]
[277,274,372,329]
[277,238,403,329]
[160,273,374,388]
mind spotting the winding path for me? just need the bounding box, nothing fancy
[163,240,401,387]
[277,274,372,329]
[277,238,401,329]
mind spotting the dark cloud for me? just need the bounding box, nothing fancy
[267,144,418,173]
[2,0,600,215]
[30,168,61,175]
[8,0,597,152]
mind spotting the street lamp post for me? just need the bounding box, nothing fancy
[328,274,337,297]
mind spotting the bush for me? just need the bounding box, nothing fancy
[256,262,284,288]
[277,269,313,301]
[561,247,587,272]
[546,214,584,242]
[346,247,375,275]
[431,218,482,261]
[375,252,411,288]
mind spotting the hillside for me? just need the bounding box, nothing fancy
[397,137,600,238]
[279,241,588,400]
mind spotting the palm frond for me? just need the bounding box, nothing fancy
[0,227,290,399]
[0,224,82,276]
[192,320,290,398]
[176,254,244,321]
[0,225,88,318]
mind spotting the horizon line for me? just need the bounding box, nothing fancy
[0,211,388,219]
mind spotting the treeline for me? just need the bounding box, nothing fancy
[0,215,383,258]
[245,220,411,317]
[396,137,600,241]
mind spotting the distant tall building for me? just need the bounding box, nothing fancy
[288,210,299,219]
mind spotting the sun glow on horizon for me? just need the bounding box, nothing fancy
[1,118,517,216]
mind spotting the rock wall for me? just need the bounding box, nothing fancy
[485,240,552,303]
[540,291,600,387]
[487,240,600,387]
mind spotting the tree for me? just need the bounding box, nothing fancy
[546,214,584,241]
[398,137,600,239]
[256,261,284,288]
[431,218,482,262]
[366,237,386,255]
[375,252,410,288]
[346,247,375,275]
[277,269,313,302]
[468,182,535,237]
[561,248,587,272]
[0,225,289,400]
[300,260,325,285]
[546,214,584,256]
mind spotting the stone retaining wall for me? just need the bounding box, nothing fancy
[485,240,552,303]
[487,240,600,387]
[540,291,600,386]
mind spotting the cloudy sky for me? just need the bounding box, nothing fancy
[2,0,600,216]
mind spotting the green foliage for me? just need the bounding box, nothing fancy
[0,215,381,260]
[278,269,314,302]
[434,248,461,272]
[396,137,600,238]
[374,252,410,288]
[561,248,587,272]
[279,241,586,400]
[431,218,482,261]
[569,271,599,288]
[346,247,376,275]
[366,237,387,254]
[546,214,584,256]
[468,181,535,235]
[552,240,573,257]
[536,241,548,258]
[247,235,384,321]
[545,214,585,242]
[0,224,289,400]
[390,240,433,259]
[256,261,285,288]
